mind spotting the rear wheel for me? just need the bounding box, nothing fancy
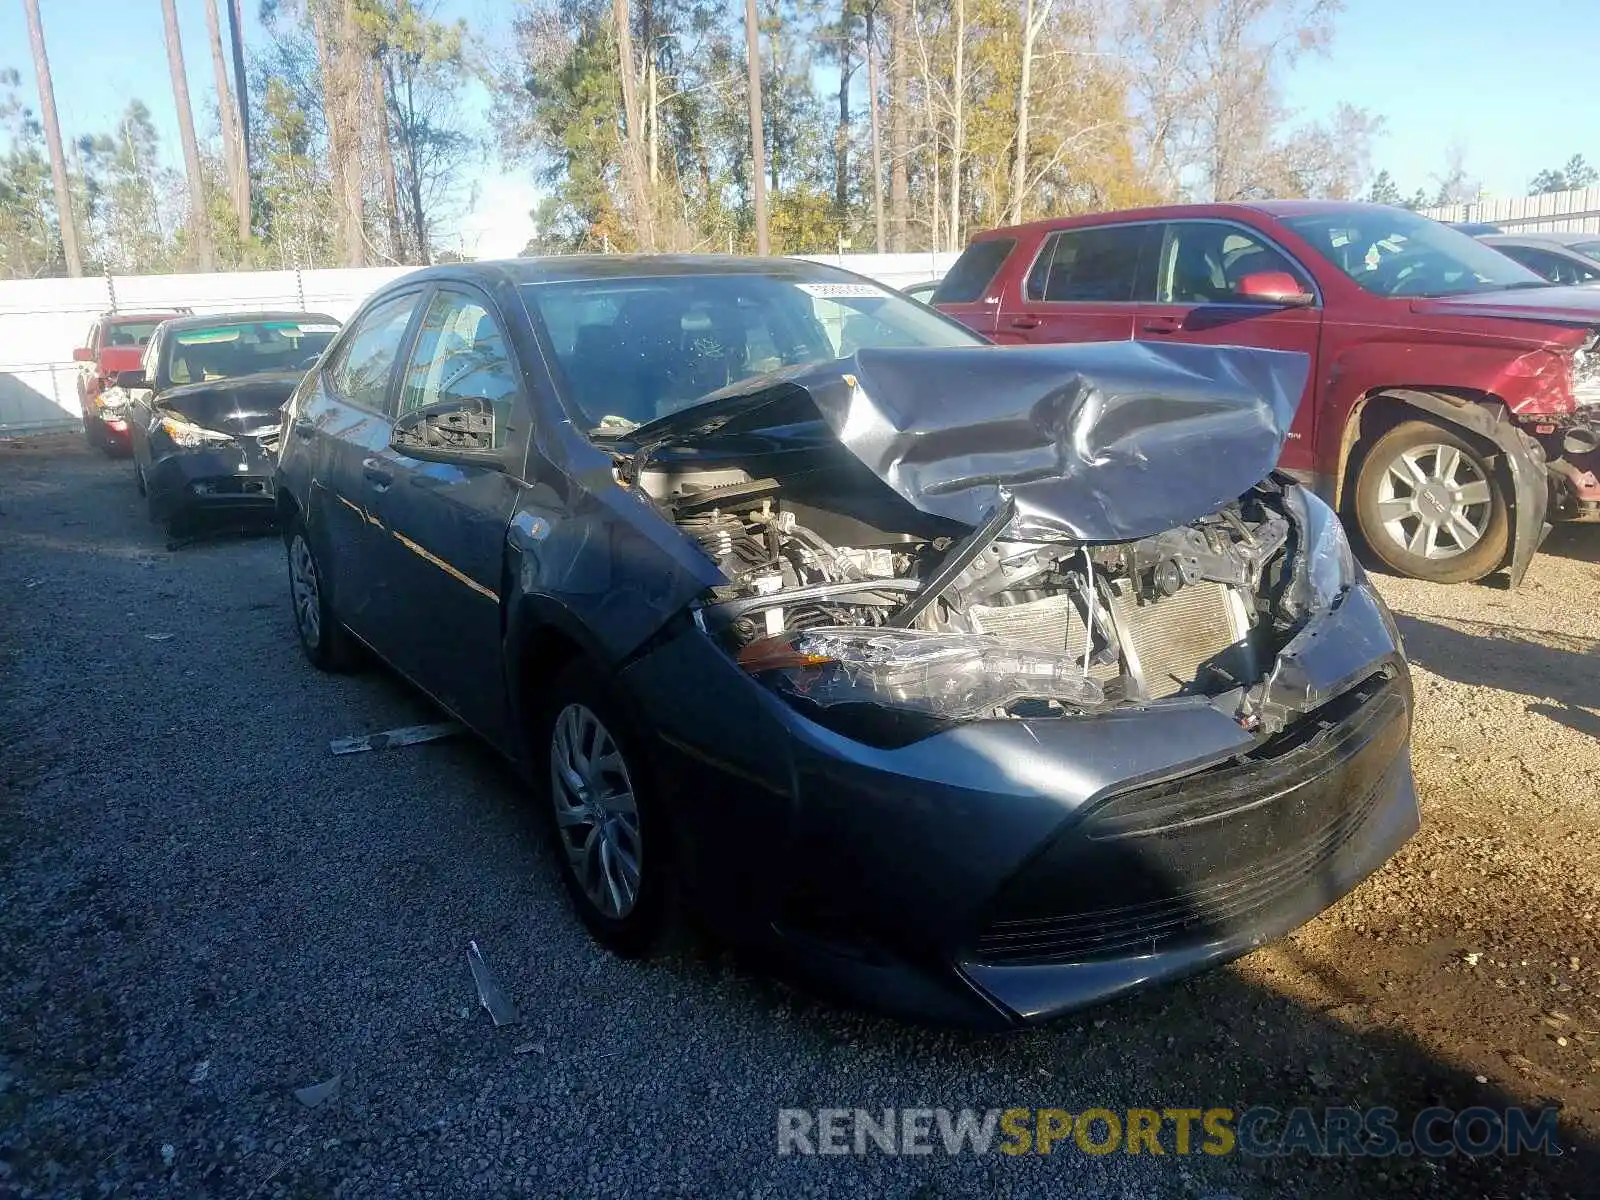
[537,663,676,957]
[1353,420,1509,583]
[286,515,358,671]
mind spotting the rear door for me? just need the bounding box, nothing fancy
[361,284,532,743]
[297,290,426,641]
[930,237,1017,336]
[994,222,1157,345]
[1136,219,1323,471]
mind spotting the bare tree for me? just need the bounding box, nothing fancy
[886,0,909,250]
[946,0,965,252]
[161,0,216,270]
[203,0,250,240]
[227,0,251,171]
[613,0,656,251]
[865,2,884,252]
[744,0,769,254]
[22,0,83,276]
[1009,0,1054,225]
[310,0,366,266]
[371,61,405,260]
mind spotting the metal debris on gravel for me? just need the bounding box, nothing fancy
[328,721,463,755]
[468,940,520,1026]
[292,1076,342,1109]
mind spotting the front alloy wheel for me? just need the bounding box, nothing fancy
[539,663,673,956]
[1355,420,1510,584]
[549,703,643,920]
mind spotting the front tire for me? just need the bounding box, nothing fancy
[285,515,358,671]
[537,663,676,958]
[1353,420,1510,584]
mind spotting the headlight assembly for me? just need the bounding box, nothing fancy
[159,415,236,449]
[738,626,1106,724]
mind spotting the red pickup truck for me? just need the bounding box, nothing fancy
[74,310,188,454]
[933,202,1600,584]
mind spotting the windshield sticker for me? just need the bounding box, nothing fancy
[796,282,888,299]
[295,323,340,334]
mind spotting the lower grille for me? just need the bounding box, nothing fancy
[967,579,1251,699]
[972,675,1410,965]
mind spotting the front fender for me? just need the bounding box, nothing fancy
[1384,390,1549,586]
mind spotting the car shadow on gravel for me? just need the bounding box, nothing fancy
[1393,613,1599,736]
[1538,526,1600,565]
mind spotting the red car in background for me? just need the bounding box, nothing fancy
[74,310,189,453]
[934,202,1600,584]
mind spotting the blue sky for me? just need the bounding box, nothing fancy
[2,0,1597,257]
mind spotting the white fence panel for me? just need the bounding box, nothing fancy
[0,253,959,434]
[1423,186,1600,234]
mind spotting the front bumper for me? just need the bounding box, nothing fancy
[145,445,277,526]
[620,583,1418,1028]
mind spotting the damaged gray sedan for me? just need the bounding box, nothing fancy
[274,257,1418,1028]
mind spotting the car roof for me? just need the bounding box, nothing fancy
[964,199,1401,241]
[1482,231,1599,248]
[156,311,339,332]
[381,255,876,289]
[103,311,187,323]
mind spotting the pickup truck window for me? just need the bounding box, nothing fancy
[933,238,1015,303]
[1281,208,1547,298]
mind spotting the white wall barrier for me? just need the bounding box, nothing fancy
[0,251,957,434]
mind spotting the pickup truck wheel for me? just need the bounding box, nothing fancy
[286,517,358,671]
[538,663,676,958]
[1354,420,1509,584]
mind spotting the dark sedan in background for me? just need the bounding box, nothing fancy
[126,312,339,541]
[273,257,1417,1028]
[1479,231,1600,287]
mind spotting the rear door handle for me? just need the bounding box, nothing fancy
[1008,316,1041,330]
[362,458,393,489]
[1140,315,1184,334]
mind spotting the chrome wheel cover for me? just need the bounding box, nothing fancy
[1375,443,1493,560]
[289,533,322,647]
[549,703,642,919]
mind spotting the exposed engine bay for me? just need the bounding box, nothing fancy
[644,467,1304,728]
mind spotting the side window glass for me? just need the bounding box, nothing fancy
[933,238,1016,303]
[1026,226,1147,302]
[325,292,420,412]
[1158,222,1313,303]
[397,291,518,450]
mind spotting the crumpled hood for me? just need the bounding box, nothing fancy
[630,341,1308,542]
[155,371,302,436]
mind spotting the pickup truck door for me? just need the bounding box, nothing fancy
[361,285,532,744]
[1135,220,1323,475]
[993,222,1158,345]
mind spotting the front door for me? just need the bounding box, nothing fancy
[994,222,1157,345]
[363,286,531,743]
[1136,220,1324,474]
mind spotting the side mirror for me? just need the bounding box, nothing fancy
[73,346,93,362]
[391,398,505,467]
[111,369,148,389]
[1235,271,1315,307]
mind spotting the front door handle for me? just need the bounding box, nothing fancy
[292,419,316,439]
[362,458,393,489]
[1141,315,1184,334]
[1008,316,1041,330]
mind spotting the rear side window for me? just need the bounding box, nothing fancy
[325,293,420,412]
[1026,225,1150,302]
[932,239,1016,303]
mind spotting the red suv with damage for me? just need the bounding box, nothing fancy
[934,202,1600,584]
[74,310,189,454]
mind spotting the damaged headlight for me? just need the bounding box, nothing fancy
[738,626,1107,731]
[159,415,236,449]
[1283,486,1359,616]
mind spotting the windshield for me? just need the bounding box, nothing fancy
[1280,209,1549,297]
[165,319,338,385]
[520,273,982,432]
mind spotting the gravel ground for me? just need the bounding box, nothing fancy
[2,440,1596,1199]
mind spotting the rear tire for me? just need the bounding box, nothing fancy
[1353,420,1509,584]
[285,515,359,672]
[535,662,677,958]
